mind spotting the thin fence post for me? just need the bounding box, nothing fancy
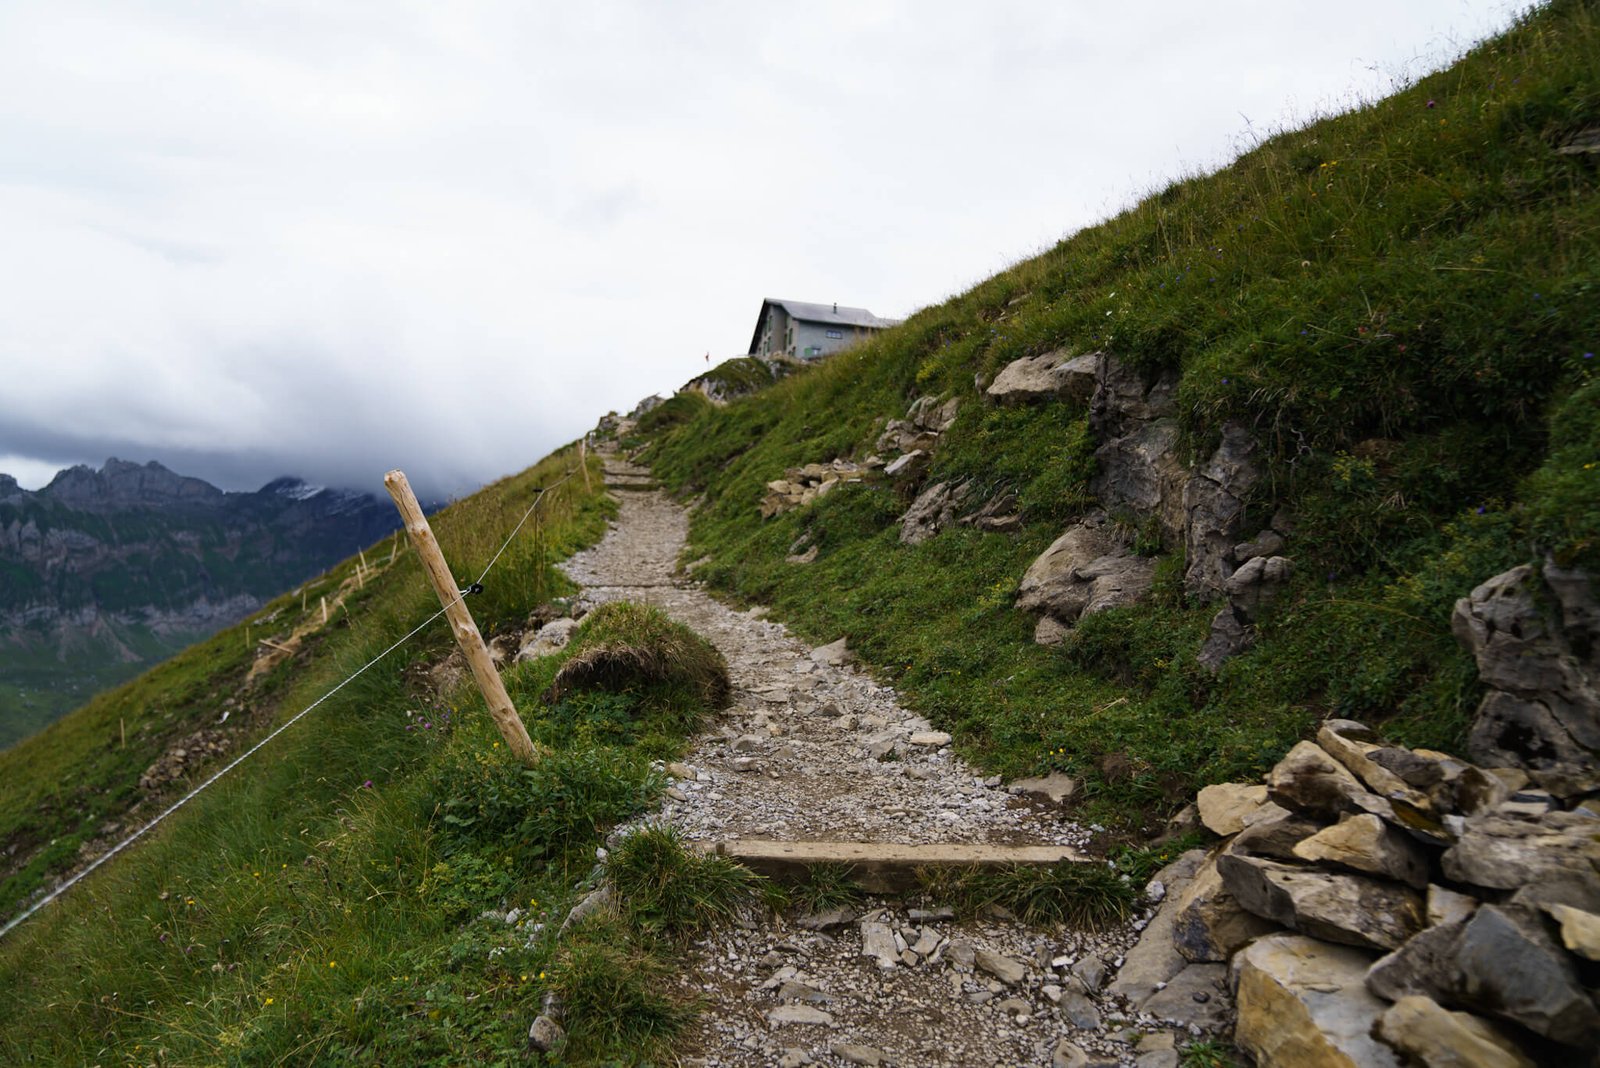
[384,469,539,766]
[579,438,592,492]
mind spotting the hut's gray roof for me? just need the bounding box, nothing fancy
[748,298,899,353]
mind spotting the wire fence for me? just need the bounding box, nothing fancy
[0,463,584,942]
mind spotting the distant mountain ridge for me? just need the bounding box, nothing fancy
[0,458,402,747]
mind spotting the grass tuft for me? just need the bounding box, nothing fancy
[919,861,1141,930]
[608,824,764,937]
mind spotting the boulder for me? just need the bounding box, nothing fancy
[1267,741,1392,822]
[1171,853,1280,962]
[1375,996,1536,1068]
[1365,920,1465,1004]
[1232,934,1400,1068]
[1184,424,1262,597]
[1452,904,1600,1047]
[1092,420,1188,540]
[1217,853,1423,951]
[1441,811,1600,892]
[1016,513,1157,625]
[1195,782,1270,835]
[907,394,962,432]
[1034,615,1070,646]
[810,638,854,666]
[986,350,1101,406]
[1426,884,1480,928]
[1291,813,1432,889]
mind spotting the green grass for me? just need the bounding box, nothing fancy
[640,0,1600,832]
[0,445,739,1065]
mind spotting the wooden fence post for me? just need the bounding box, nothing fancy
[384,469,539,766]
[579,438,592,492]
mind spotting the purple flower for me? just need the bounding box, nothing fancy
[363,780,373,789]
[1476,506,1487,515]
[1426,99,1437,109]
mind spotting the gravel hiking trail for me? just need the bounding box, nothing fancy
[556,454,1211,1068]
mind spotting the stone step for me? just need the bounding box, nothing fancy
[695,839,1090,894]
[605,481,661,492]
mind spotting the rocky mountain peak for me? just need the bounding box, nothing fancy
[40,458,225,513]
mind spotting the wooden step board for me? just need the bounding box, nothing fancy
[696,839,1089,894]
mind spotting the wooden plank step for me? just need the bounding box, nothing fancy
[694,839,1089,894]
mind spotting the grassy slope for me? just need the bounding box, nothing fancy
[0,444,721,1064]
[643,1,1600,831]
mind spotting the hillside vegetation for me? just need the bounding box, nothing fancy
[641,0,1599,830]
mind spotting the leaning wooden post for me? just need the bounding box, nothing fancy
[579,438,592,492]
[384,469,539,766]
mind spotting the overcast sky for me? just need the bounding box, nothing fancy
[0,1,1523,499]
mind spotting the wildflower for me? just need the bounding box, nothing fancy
[1586,353,1594,360]
[363,780,373,789]
[1476,506,1487,515]
[265,997,275,1006]
[253,871,260,878]
[329,961,338,969]
[1426,99,1437,108]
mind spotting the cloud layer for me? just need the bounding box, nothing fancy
[0,1,1519,497]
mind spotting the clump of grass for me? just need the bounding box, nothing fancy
[919,862,1140,930]
[544,602,730,712]
[549,913,692,1060]
[607,825,764,937]
[789,861,865,914]
[1181,1039,1245,1068]
[634,391,713,437]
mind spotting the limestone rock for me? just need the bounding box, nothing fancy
[768,1004,835,1026]
[1267,741,1392,822]
[1365,920,1465,1004]
[1172,853,1280,962]
[1196,605,1251,671]
[1233,529,1286,563]
[1232,934,1400,1068]
[1141,962,1231,1031]
[833,1044,891,1066]
[1426,884,1479,928]
[514,617,579,662]
[528,1014,565,1053]
[859,921,899,968]
[1441,811,1600,892]
[898,480,974,546]
[1034,615,1070,646]
[1222,554,1290,621]
[1052,1040,1089,1068]
[1316,723,1434,813]
[1184,423,1262,598]
[1016,512,1157,625]
[986,350,1101,406]
[1011,771,1079,805]
[809,638,853,666]
[1196,782,1269,835]
[1218,853,1423,951]
[975,949,1027,986]
[1093,420,1188,542]
[1452,563,1600,796]
[1291,813,1432,888]
[1058,989,1102,1029]
[1452,904,1600,1047]
[1375,995,1536,1068]
[1228,808,1323,862]
[1089,354,1179,440]
[1550,903,1600,961]
[1107,849,1207,1005]
[883,450,929,480]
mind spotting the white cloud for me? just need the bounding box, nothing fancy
[0,0,1523,496]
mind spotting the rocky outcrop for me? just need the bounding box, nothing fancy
[985,350,1101,406]
[1107,720,1600,1065]
[1452,561,1600,797]
[1016,353,1278,645]
[899,481,975,546]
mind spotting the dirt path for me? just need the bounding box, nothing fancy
[559,457,1186,1068]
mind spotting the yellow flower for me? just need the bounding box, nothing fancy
[253,871,260,878]
[538,971,546,980]
[264,997,275,1006]
[329,961,338,969]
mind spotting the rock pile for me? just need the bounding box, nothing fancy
[760,460,878,517]
[1111,718,1600,1066]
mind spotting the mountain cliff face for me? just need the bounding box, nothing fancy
[0,459,400,746]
